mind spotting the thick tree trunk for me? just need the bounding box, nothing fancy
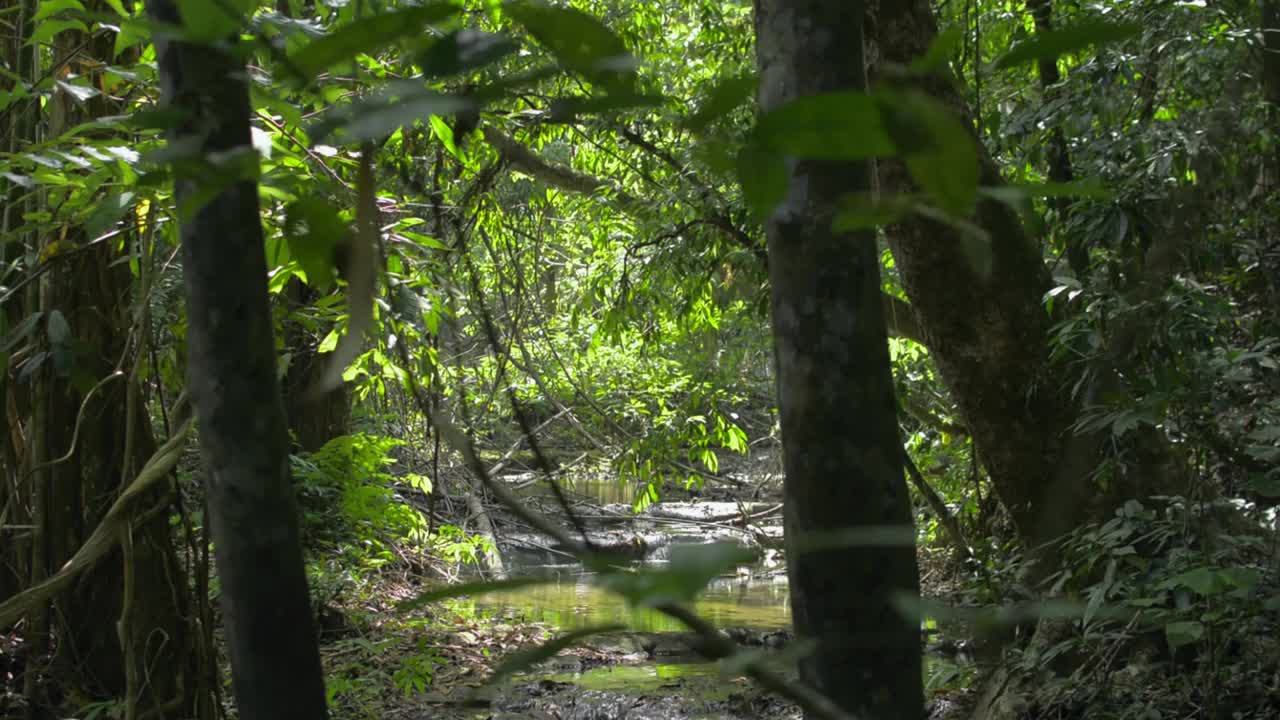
[147,1,328,718]
[867,0,1194,582]
[2,7,200,715]
[753,2,923,718]
[866,0,1104,553]
[39,249,196,714]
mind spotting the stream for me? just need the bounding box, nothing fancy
[447,476,976,719]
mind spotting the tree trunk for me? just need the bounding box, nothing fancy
[753,2,923,718]
[282,279,351,452]
[865,0,1199,606]
[866,0,1107,554]
[147,1,329,717]
[1026,0,1083,275]
[1,6,201,715]
[1264,0,1280,190]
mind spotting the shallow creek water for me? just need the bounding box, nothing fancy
[457,475,975,712]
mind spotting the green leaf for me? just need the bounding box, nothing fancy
[685,71,757,133]
[548,92,665,120]
[480,625,624,689]
[56,79,100,104]
[910,26,963,74]
[1161,566,1257,597]
[597,542,755,607]
[397,577,556,611]
[879,90,978,217]
[34,0,86,22]
[979,178,1112,208]
[755,91,893,160]
[285,198,346,292]
[418,29,518,78]
[174,0,254,43]
[311,88,474,144]
[317,329,339,353]
[735,142,787,221]
[833,193,915,231]
[1244,474,1280,498]
[29,18,88,46]
[994,20,1141,70]
[289,4,461,80]
[113,17,150,57]
[1164,620,1204,650]
[398,230,449,251]
[128,107,190,131]
[85,191,136,239]
[506,1,635,93]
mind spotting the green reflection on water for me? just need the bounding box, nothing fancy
[467,572,792,632]
[540,662,731,696]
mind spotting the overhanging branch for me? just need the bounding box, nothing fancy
[480,124,928,346]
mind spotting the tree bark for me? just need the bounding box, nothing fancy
[147,1,329,717]
[866,0,1099,553]
[753,2,923,718]
[1,6,201,714]
[866,0,1194,573]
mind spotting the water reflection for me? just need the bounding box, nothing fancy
[468,567,792,632]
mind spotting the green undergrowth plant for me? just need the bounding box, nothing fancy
[291,433,431,566]
[1007,496,1280,718]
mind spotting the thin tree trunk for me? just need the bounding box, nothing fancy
[1026,0,1083,274]
[146,1,328,717]
[282,278,351,452]
[1264,0,1280,190]
[753,2,923,718]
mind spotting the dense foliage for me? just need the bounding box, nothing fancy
[2,0,1278,718]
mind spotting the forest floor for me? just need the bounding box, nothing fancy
[311,458,980,720]
[313,548,975,720]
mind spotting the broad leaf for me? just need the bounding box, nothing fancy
[418,29,518,78]
[833,193,915,230]
[910,26,964,74]
[174,0,255,43]
[995,20,1141,70]
[0,312,44,353]
[755,91,893,160]
[289,4,461,80]
[85,191,136,239]
[506,1,635,93]
[597,542,755,607]
[880,90,978,217]
[736,141,787,221]
[685,71,757,133]
[311,87,474,144]
[549,93,666,120]
[1164,620,1204,650]
[285,198,346,292]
